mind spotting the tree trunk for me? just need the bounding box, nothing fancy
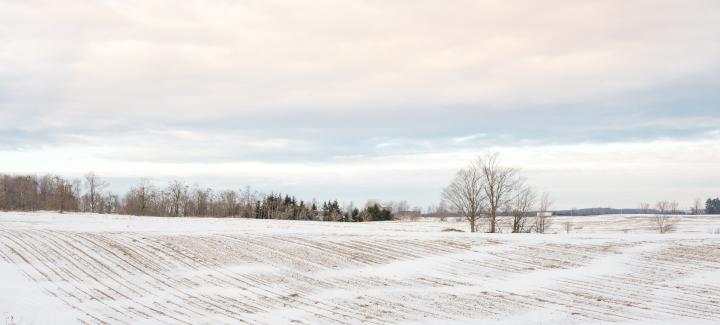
[490,210,496,233]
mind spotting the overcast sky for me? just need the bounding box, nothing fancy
[1,0,719,210]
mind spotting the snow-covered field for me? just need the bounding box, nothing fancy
[1,212,719,324]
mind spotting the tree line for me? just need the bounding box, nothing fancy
[0,173,394,221]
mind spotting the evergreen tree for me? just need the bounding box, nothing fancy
[351,207,360,222]
[707,198,720,214]
[322,201,329,216]
[255,200,263,219]
[284,194,292,206]
[364,204,393,221]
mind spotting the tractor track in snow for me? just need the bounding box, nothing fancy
[2,213,720,324]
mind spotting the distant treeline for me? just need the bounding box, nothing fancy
[552,208,669,216]
[555,200,720,216]
[0,173,394,221]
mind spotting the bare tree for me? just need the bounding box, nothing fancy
[103,192,120,214]
[219,190,238,217]
[442,160,486,232]
[436,201,449,222]
[167,180,188,217]
[0,177,6,210]
[479,153,519,233]
[639,202,651,214]
[239,186,256,218]
[535,191,553,233]
[192,187,211,217]
[670,200,679,214]
[0,174,84,212]
[654,200,678,233]
[692,198,703,215]
[56,177,70,213]
[123,179,155,216]
[396,200,410,213]
[511,185,536,233]
[84,172,108,213]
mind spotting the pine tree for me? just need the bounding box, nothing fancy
[707,198,720,214]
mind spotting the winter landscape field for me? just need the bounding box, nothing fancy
[2,212,719,325]
[3,0,720,324]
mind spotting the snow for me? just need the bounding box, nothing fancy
[1,211,719,324]
[0,262,78,324]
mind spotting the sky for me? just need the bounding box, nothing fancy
[1,0,719,210]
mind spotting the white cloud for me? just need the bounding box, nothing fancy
[2,0,719,127]
[1,0,719,208]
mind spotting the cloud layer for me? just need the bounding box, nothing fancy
[1,0,719,208]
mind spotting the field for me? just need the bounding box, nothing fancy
[2,212,720,324]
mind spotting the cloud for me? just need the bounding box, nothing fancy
[0,0,719,208]
[2,1,719,123]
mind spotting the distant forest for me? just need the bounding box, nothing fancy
[1,173,717,222]
[0,173,395,221]
[555,201,719,216]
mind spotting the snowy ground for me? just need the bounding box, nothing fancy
[1,212,719,324]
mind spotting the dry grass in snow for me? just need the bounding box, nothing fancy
[1,212,720,324]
